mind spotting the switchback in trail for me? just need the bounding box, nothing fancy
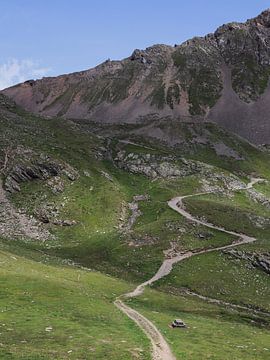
[114,178,263,360]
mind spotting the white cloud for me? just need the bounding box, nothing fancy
[0,59,51,90]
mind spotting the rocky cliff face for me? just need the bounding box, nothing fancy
[2,9,270,144]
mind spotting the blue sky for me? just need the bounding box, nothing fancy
[0,0,269,88]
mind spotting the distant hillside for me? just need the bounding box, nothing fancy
[2,9,270,144]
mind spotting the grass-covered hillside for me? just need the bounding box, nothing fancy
[0,249,151,360]
[0,94,270,359]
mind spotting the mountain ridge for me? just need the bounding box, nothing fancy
[2,9,270,144]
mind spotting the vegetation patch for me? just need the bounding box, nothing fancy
[188,67,222,115]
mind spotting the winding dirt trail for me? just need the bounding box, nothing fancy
[115,178,263,360]
[114,299,176,360]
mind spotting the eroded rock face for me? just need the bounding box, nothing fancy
[5,162,61,192]
[0,180,51,241]
[3,147,79,193]
[124,195,150,233]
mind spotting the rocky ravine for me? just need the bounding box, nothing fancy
[0,180,50,241]
[3,9,270,144]
[114,178,264,360]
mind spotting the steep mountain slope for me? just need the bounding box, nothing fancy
[3,9,270,144]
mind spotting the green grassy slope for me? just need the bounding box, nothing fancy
[129,288,270,360]
[1,96,270,359]
[0,250,151,360]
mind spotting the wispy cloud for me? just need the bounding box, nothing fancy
[0,59,51,90]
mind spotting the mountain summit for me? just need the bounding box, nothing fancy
[2,9,270,144]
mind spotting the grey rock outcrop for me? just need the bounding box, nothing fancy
[5,162,61,193]
[224,249,270,274]
[3,148,79,193]
[0,180,51,241]
[114,151,204,179]
[113,149,247,193]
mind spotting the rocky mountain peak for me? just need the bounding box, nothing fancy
[252,8,270,27]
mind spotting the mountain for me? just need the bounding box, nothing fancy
[1,9,270,360]
[2,9,270,144]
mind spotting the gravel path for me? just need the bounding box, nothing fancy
[114,299,176,360]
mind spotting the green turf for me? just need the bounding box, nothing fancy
[129,288,270,360]
[155,250,270,312]
[0,250,151,360]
